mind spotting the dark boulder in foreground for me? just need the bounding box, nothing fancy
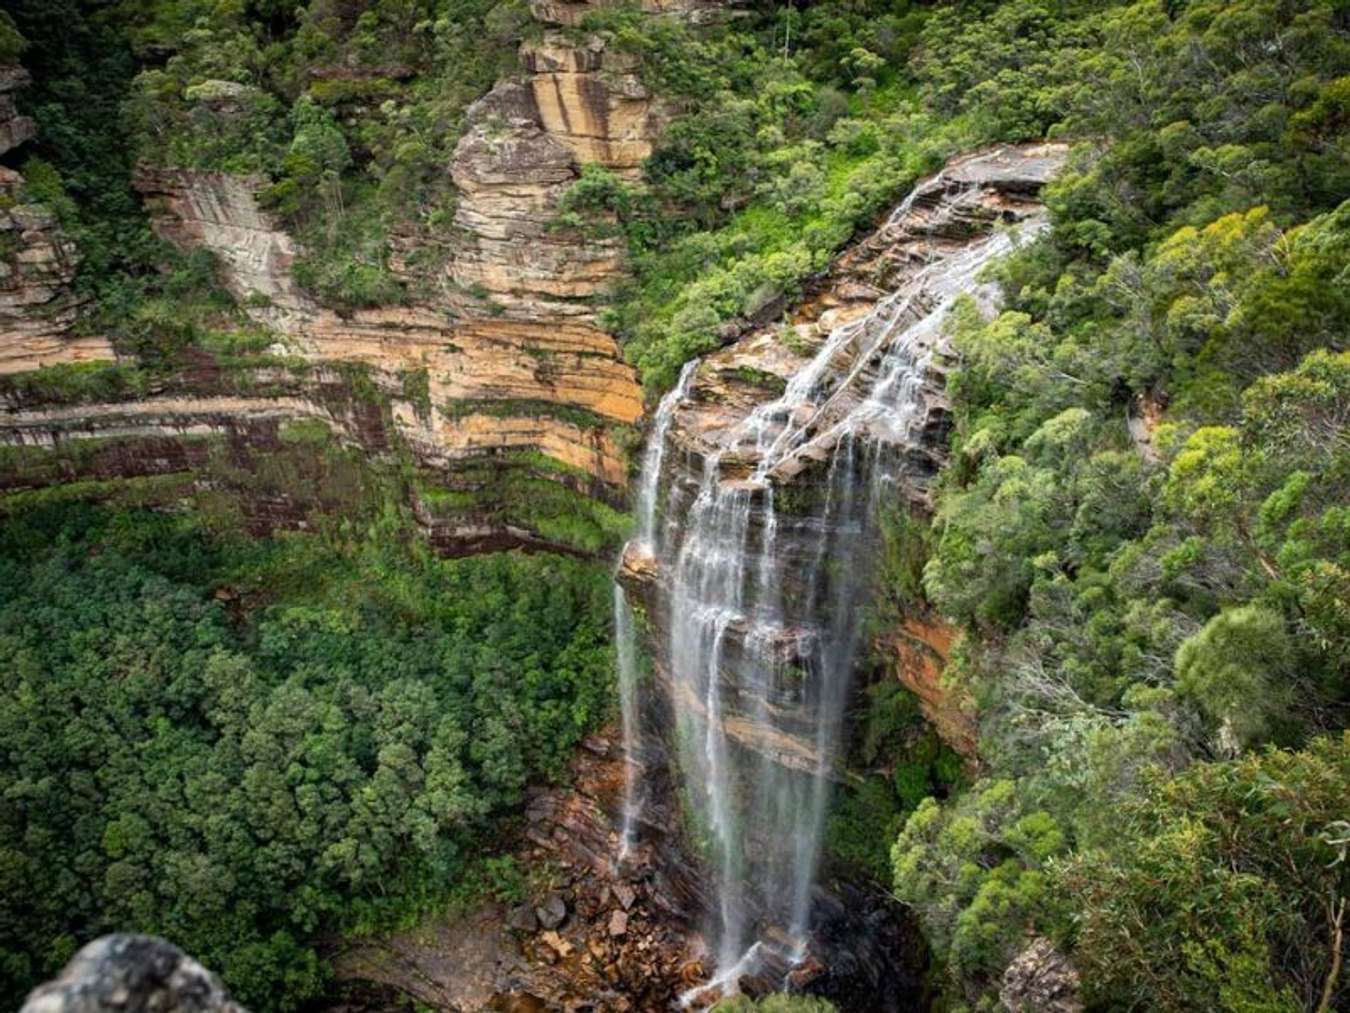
[21,935,245,1013]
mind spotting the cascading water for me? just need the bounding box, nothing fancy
[615,362,699,855]
[614,149,1060,1001]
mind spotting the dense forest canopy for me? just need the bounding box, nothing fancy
[0,505,612,1008]
[0,0,1347,1009]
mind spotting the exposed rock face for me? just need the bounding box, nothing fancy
[999,936,1084,1013]
[0,66,113,373]
[7,2,685,552]
[120,10,666,532]
[621,143,1069,765]
[0,170,97,364]
[20,935,245,1013]
[520,35,665,173]
[888,615,977,757]
[0,64,36,156]
[132,166,308,313]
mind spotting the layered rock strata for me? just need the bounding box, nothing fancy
[125,4,670,510]
[0,65,113,373]
[3,9,679,549]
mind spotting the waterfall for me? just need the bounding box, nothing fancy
[615,362,699,855]
[615,154,1052,999]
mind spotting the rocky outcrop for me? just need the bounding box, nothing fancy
[888,615,977,757]
[0,64,36,156]
[520,35,666,173]
[125,12,659,516]
[0,171,100,367]
[19,935,245,1013]
[132,166,307,313]
[0,66,113,373]
[999,936,1084,1013]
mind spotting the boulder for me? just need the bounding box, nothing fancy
[20,935,246,1013]
[535,891,568,930]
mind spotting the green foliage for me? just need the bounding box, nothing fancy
[1062,734,1350,1012]
[712,995,838,1013]
[825,775,905,882]
[1174,604,1295,750]
[417,458,632,555]
[7,1,240,356]
[122,0,527,307]
[542,1,965,388]
[0,505,614,1010]
[0,12,27,62]
[897,0,1350,1005]
[891,780,1069,998]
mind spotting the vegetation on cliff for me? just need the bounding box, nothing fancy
[874,0,1350,1008]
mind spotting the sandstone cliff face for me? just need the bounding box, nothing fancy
[0,65,113,374]
[132,166,308,313]
[0,10,679,551]
[114,9,672,534]
[887,615,977,757]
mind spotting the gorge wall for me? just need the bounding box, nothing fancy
[0,0,694,553]
[3,18,1067,1006]
[0,64,113,375]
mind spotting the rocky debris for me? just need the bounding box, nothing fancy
[508,904,541,933]
[19,934,245,1013]
[333,728,710,1011]
[999,936,1084,1013]
[0,64,36,156]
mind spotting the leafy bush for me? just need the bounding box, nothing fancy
[1062,735,1350,1012]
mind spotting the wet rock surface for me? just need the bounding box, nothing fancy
[621,142,1069,771]
[19,935,245,1013]
[616,143,1067,1007]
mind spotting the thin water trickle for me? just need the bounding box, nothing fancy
[614,361,699,854]
[617,160,1047,998]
